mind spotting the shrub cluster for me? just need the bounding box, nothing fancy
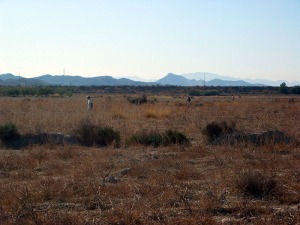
[0,86,72,97]
[189,90,202,96]
[128,129,190,147]
[204,90,220,96]
[236,171,280,199]
[74,119,120,148]
[289,85,300,94]
[0,121,190,149]
[127,94,148,105]
[202,121,236,142]
[0,123,20,145]
[279,82,300,94]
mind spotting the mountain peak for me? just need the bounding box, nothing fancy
[0,73,22,81]
[157,73,203,86]
[166,73,179,77]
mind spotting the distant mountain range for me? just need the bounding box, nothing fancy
[0,73,299,86]
[37,74,151,86]
[156,73,264,86]
[180,72,299,86]
[0,74,154,86]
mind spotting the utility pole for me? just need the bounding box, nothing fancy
[204,73,206,87]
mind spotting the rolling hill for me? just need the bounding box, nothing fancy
[0,72,297,86]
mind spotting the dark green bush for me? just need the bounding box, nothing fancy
[5,88,21,97]
[289,85,300,94]
[279,82,288,94]
[127,94,148,105]
[202,121,236,142]
[163,129,190,146]
[0,123,20,144]
[189,90,202,96]
[74,119,120,148]
[204,90,220,96]
[128,129,189,147]
[95,126,120,148]
[236,171,280,199]
[0,86,77,97]
[74,119,95,147]
[129,130,163,148]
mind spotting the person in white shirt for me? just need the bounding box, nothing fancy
[87,96,93,110]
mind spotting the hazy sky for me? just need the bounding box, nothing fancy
[1,0,300,81]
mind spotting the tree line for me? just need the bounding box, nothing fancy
[0,84,299,97]
[0,86,74,97]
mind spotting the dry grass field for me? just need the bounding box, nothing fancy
[0,94,299,224]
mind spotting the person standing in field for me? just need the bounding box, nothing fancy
[187,95,191,105]
[87,96,93,110]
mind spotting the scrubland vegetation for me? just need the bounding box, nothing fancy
[0,93,299,224]
[1,84,300,98]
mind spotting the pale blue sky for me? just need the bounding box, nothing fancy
[1,0,299,81]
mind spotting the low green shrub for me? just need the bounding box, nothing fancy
[74,119,120,148]
[164,129,190,146]
[204,90,220,96]
[202,121,236,142]
[127,129,190,147]
[128,130,163,148]
[94,126,120,148]
[0,123,20,144]
[127,94,148,105]
[189,90,202,96]
[236,171,280,199]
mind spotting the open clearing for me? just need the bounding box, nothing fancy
[0,94,299,224]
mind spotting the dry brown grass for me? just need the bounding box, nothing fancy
[0,94,299,224]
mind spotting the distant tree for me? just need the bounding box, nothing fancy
[204,90,220,96]
[37,87,54,96]
[127,94,148,105]
[21,87,36,96]
[289,86,300,94]
[189,90,202,96]
[6,87,21,96]
[279,82,288,94]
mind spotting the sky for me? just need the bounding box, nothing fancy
[1,0,300,81]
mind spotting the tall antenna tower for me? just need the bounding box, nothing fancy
[63,68,65,76]
[204,73,206,87]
